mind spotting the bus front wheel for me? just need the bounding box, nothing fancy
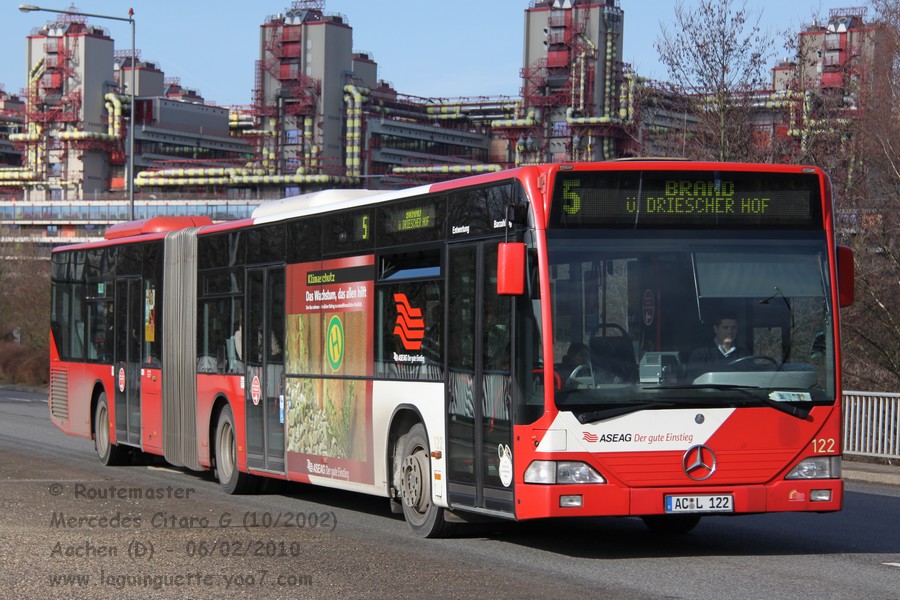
[215,404,256,494]
[94,392,128,466]
[397,423,452,538]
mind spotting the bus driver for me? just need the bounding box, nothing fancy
[688,311,749,373]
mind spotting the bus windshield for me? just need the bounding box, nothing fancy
[546,231,836,420]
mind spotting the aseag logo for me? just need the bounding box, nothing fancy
[393,293,425,351]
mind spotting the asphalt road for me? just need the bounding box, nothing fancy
[1,387,899,599]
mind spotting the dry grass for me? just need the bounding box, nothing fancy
[0,342,49,386]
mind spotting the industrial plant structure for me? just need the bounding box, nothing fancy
[0,0,890,243]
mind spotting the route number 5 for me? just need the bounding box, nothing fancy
[563,180,581,215]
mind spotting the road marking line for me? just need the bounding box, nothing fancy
[882,562,900,568]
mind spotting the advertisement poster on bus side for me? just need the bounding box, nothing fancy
[283,255,374,485]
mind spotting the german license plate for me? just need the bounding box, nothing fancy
[665,494,733,513]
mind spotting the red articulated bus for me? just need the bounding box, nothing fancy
[49,161,855,536]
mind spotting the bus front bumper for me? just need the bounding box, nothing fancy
[513,478,844,520]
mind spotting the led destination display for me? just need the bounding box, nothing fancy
[551,170,822,228]
[384,204,437,233]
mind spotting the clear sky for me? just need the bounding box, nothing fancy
[4,0,855,107]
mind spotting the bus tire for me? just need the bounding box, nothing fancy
[215,404,256,495]
[641,514,701,534]
[398,423,453,538]
[94,392,128,466]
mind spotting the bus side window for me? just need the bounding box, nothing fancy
[198,298,236,374]
[376,249,442,380]
[375,282,442,380]
[70,284,86,360]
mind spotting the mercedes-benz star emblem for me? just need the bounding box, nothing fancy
[682,444,717,481]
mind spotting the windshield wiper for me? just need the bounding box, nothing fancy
[652,384,813,420]
[576,403,671,423]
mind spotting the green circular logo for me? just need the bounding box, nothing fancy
[326,315,345,372]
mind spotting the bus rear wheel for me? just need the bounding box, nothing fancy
[94,392,128,466]
[397,423,452,538]
[215,404,256,494]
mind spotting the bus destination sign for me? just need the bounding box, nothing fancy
[551,171,821,228]
[385,204,436,233]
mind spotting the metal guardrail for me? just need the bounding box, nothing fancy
[844,391,900,459]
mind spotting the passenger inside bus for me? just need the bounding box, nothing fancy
[558,342,590,382]
[589,330,638,383]
[558,325,639,387]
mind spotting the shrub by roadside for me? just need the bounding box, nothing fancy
[0,342,49,386]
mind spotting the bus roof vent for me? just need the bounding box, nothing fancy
[252,189,383,220]
[104,216,214,240]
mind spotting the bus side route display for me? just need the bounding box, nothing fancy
[384,204,436,233]
[550,170,823,228]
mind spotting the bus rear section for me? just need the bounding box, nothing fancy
[507,163,851,531]
[49,233,169,465]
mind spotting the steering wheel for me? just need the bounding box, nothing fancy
[727,354,779,368]
[566,363,593,386]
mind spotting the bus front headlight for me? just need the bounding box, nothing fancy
[524,460,605,484]
[557,461,605,484]
[786,456,841,479]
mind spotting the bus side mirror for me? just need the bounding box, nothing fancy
[497,242,526,296]
[837,245,854,307]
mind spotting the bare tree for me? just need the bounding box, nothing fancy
[781,2,900,388]
[653,1,898,388]
[837,0,900,389]
[655,0,776,161]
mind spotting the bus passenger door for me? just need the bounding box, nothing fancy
[446,242,515,515]
[244,266,286,473]
[114,277,142,446]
